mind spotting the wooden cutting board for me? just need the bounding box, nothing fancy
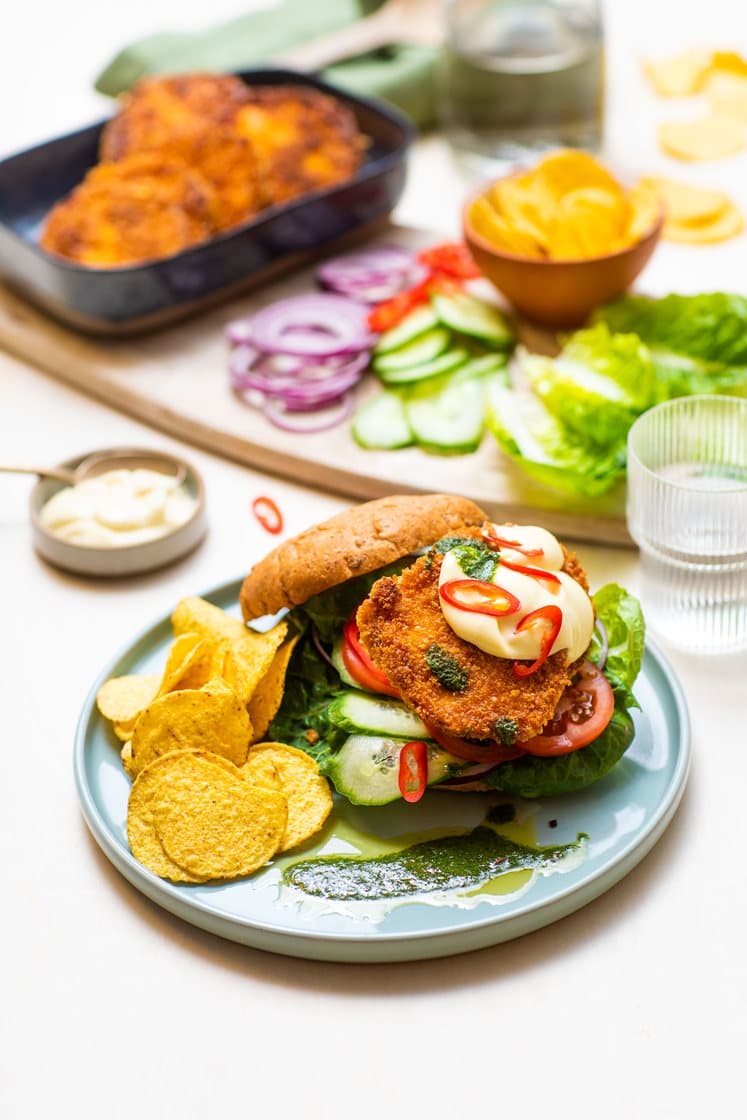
[0,225,630,545]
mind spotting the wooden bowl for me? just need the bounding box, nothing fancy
[463,186,663,329]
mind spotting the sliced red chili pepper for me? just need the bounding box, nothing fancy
[439,578,521,618]
[513,604,563,678]
[499,556,560,590]
[482,531,543,558]
[417,242,481,279]
[367,278,431,333]
[398,741,429,803]
[252,495,283,535]
[342,617,400,698]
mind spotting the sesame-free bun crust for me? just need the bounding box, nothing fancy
[240,494,488,620]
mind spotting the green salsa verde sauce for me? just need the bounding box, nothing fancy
[282,824,586,902]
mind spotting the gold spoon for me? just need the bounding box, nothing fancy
[0,448,187,487]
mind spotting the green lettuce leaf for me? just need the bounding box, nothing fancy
[595,293,747,399]
[485,705,635,799]
[485,382,627,496]
[520,324,656,446]
[588,583,645,709]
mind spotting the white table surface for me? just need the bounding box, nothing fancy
[2,3,747,1118]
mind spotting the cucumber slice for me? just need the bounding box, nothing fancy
[373,327,451,373]
[331,640,358,688]
[378,348,469,386]
[432,291,513,347]
[326,734,468,806]
[327,691,430,738]
[374,305,439,355]
[405,370,488,455]
[352,390,413,450]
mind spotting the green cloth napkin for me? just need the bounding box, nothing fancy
[94,1,440,129]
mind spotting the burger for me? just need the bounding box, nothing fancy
[240,494,644,805]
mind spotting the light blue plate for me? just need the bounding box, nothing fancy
[74,578,691,963]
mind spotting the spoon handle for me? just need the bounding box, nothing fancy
[0,464,76,484]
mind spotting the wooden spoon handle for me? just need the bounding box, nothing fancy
[0,464,76,483]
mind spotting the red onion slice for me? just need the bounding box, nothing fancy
[317,247,428,304]
[245,294,372,357]
[262,392,355,433]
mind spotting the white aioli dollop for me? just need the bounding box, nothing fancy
[438,523,594,664]
[39,468,196,548]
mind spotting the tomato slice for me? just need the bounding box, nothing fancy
[416,242,481,279]
[517,662,615,757]
[425,723,525,765]
[341,617,400,698]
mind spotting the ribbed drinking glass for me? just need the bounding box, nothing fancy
[627,395,747,653]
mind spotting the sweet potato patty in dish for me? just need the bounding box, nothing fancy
[41,74,368,267]
[357,549,589,743]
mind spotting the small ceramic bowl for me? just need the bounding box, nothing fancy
[30,446,207,577]
[463,184,664,329]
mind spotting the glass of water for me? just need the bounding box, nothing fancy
[438,0,605,175]
[627,396,747,653]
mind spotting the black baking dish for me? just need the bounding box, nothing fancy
[0,69,413,336]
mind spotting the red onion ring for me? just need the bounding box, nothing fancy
[237,294,373,357]
[262,392,355,433]
[317,247,428,304]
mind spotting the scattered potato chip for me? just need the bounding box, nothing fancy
[241,753,282,790]
[626,180,665,243]
[711,51,747,78]
[121,740,136,778]
[130,678,252,776]
[666,204,744,243]
[470,149,659,262]
[127,749,243,882]
[113,721,136,742]
[172,596,250,644]
[705,71,747,122]
[658,114,745,161]
[639,176,727,224]
[245,742,332,852]
[96,673,161,724]
[248,635,300,741]
[152,752,287,879]
[644,49,712,97]
[158,632,213,694]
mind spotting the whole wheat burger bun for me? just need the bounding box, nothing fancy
[240,493,488,620]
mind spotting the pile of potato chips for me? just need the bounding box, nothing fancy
[468,150,660,261]
[646,48,747,163]
[96,596,332,883]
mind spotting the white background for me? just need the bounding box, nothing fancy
[1,3,747,1119]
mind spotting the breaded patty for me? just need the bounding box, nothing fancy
[356,551,589,743]
[235,85,367,206]
[40,153,217,267]
[100,74,261,230]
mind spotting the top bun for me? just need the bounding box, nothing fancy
[240,493,488,620]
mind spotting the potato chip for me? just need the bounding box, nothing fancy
[665,203,744,243]
[659,115,745,160]
[705,71,747,122]
[245,742,332,852]
[469,196,543,258]
[638,176,727,225]
[531,150,624,202]
[121,740,136,778]
[158,632,213,695]
[241,754,282,791]
[549,186,631,258]
[113,721,135,742]
[96,673,161,724]
[626,180,664,242]
[127,749,242,882]
[130,678,252,776]
[490,175,551,251]
[248,634,300,742]
[172,596,250,644]
[644,49,712,97]
[152,752,287,879]
[711,51,747,79]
